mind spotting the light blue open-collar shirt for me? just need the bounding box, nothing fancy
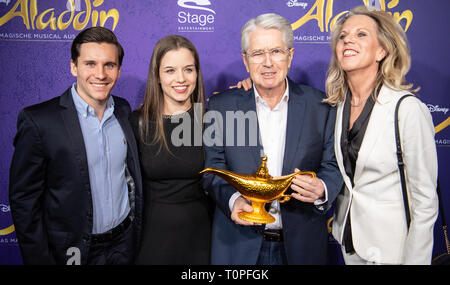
[71,84,130,234]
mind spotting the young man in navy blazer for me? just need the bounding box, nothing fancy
[9,27,142,265]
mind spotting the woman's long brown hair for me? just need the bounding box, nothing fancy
[138,35,205,153]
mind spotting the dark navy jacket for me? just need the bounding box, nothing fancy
[9,88,143,264]
[203,78,342,265]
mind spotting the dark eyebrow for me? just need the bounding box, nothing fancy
[163,64,196,69]
[81,60,117,65]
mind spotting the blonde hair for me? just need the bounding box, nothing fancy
[324,6,418,106]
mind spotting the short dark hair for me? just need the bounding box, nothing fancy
[71,27,124,67]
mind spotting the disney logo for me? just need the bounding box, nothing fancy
[66,0,81,12]
[367,0,382,9]
[427,104,449,115]
[286,0,308,9]
[0,204,10,213]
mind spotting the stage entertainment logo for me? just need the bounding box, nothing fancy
[0,0,120,42]
[289,0,414,44]
[0,204,17,244]
[177,0,215,33]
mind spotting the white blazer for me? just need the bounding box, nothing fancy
[331,85,439,264]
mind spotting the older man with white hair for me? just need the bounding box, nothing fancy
[202,13,342,265]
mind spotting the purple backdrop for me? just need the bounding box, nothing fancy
[1,0,449,265]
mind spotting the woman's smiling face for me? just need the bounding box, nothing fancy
[336,15,386,75]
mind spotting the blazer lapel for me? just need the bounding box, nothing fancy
[282,81,306,175]
[59,89,90,187]
[353,85,393,183]
[114,99,134,150]
[237,89,264,167]
[335,101,353,191]
[113,97,139,169]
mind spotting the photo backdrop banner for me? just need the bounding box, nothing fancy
[1,0,449,265]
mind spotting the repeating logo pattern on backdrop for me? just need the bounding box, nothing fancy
[289,0,413,43]
[177,0,215,33]
[429,104,450,147]
[0,204,16,244]
[0,0,120,41]
[0,0,448,259]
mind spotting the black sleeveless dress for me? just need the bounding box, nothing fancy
[130,108,212,265]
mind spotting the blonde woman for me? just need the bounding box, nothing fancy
[326,6,438,265]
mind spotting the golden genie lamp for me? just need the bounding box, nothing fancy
[200,156,316,224]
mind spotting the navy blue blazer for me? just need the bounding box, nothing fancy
[9,88,143,265]
[203,78,342,264]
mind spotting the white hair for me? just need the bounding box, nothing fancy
[241,13,293,53]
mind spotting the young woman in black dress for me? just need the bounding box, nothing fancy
[130,35,211,264]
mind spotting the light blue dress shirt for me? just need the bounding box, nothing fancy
[71,84,130,234]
